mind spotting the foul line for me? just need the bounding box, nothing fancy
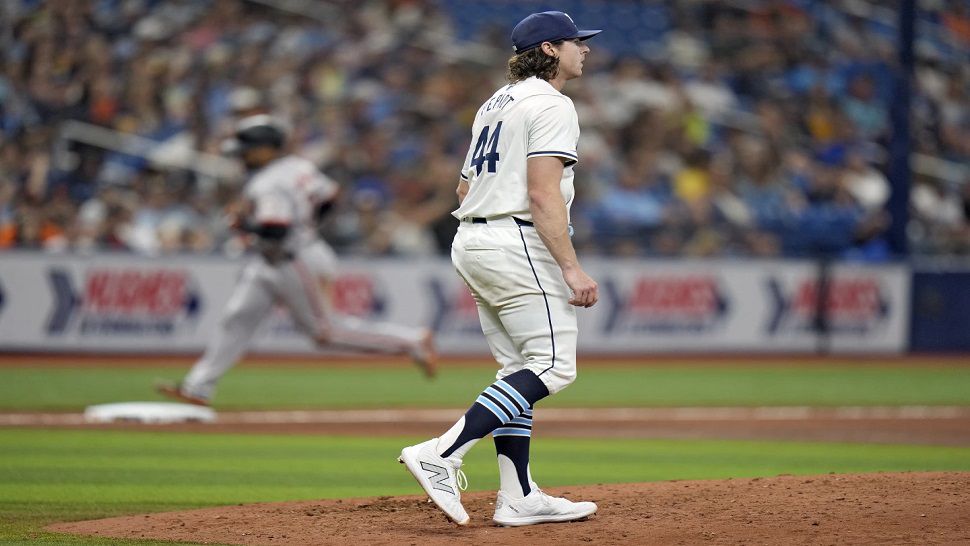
[1,406,969,426]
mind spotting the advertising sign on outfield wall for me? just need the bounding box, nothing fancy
[0,252,909,354]
[583,260,910,353]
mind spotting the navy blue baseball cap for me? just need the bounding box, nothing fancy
[511,11,602,54]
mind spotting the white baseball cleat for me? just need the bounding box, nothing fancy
[398,438,469,525]
[493,488,597,527]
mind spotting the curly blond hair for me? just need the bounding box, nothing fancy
[506,44,561,83]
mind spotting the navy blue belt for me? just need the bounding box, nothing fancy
[464,216,534,227]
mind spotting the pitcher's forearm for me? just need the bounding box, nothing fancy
[529,189,580,271]
[527,156,580,271]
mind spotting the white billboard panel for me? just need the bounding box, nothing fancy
[0,253,909,354]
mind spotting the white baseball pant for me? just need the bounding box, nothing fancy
[451,216,578,395]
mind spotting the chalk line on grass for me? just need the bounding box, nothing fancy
[1,406,969,426]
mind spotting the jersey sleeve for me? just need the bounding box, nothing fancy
[527,98,580,166]
[307,170,339,203]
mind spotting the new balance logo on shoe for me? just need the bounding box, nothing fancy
[399,439,470,525]
[420,461,455,495]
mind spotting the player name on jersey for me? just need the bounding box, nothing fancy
[484,93,515,112]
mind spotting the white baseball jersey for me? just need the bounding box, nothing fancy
[450,77,585,396]
[453,76,580,222]
[245,155,339,254]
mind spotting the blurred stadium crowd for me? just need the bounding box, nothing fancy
[0,0,968,259]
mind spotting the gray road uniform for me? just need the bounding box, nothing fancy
[180,155,426,401]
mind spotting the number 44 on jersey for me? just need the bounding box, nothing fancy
[471,121,503,175]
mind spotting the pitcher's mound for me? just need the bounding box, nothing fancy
[48,472,969,545]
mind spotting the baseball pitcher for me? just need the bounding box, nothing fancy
[399,11,601,527]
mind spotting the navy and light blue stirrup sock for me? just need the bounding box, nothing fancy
[437,369,549,460]
[494,408,534,497]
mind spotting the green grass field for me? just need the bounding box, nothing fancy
[3,429,970,545]
[1,359,969,545]
[2,362,970,410]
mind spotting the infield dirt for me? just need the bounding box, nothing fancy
[48,472,969,545]
[19,355,970,543]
